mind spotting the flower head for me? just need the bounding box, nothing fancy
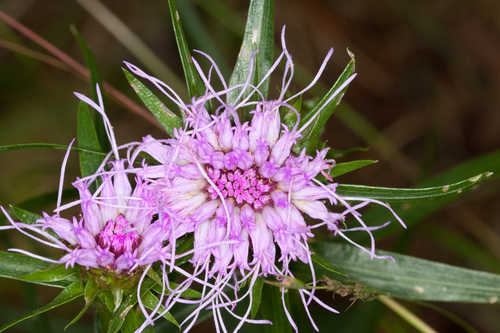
[125,27,406,332]
[0,85,186,330]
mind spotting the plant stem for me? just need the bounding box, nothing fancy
[378,295,437,333]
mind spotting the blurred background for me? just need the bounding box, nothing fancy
[0,0,499,332]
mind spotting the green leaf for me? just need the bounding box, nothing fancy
[260,283,292,333]
[124,68,183,137]
[0,281,83,332]
[6,206,58,239]
[112,288,124,313]
[0,143,106,155]
[71,25,110,153]
[250,277,264,319]
[65,279,100,330]
[336,171,492,201]
[142,291,180,328]
[77,101,105,185]
[151,283,201,299]
[0,251,50,283]
[313,242,500,303]
[331,160,378,178]
[99,291,115,313]
[167,0,205,99]
[107,278,156,333]
[9,205,41,225]
[122,308,154,333]
[19,264,78,285]
[296,51,355,154]
[84,278,100,304]
[360,150,500,239]
[70,25,101,101]
[228,0,274,104]
[146,267,201,299]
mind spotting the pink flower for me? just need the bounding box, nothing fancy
[125,27,405,332]
[0,85,186,331]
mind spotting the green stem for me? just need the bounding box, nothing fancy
[378,295,437,333]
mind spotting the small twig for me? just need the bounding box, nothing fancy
[0,9,159,127]
[0,39,68,70]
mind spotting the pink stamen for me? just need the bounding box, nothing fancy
[206,166,276,210]
[96,214,141,257]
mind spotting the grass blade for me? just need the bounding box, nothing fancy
[167,0,205,99]
[228,0,274,103]
[123,68,182,136]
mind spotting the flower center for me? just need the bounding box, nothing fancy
[96,215,141,256]
[206,165,275,210]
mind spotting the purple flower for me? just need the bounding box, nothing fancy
[0,85,186,331]
[125,27,406,332]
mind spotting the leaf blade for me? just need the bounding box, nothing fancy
[77,101,105,184]
[313,242,500,303]
[71,24,110,152]
[250,277,264,319]
[0,143,106,155]
[124,68,182,136]
[167,0,205,99]
[331,160,378,178]
[0,251,49,280]
[336,171,492,201]
[228,0,274,103]
[355,150,500,240]
[296,52,355,154]
[0,281,83,332]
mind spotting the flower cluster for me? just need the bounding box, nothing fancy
[1,27,405,332]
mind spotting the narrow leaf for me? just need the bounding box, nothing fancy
[296,51,355,154]
[260,283,292,333]
[314,242,500,303]
[336,171,492,201]
[9,206,41,225]
[360,150,500,239]
[19,264,78,284]
[122,309,154,333]
[167,0,205,98]
[77,101,104,183]
[0,143,106,155]
[250,277,264,319]
[142,291,180,328]
[71,24,110,152]
[331,160,378,178]
[151,283,201,299]
[8,206,59,239]
[65,279,100,329]
[107,278,155,333]
[228,0,274,103]
[124,68,182,136]
[0,251,49,281]
[0,281,83,332]
[113,288,124,312]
